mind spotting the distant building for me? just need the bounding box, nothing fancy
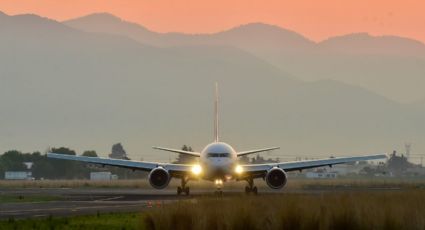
[90,172,118,180]
[306,171,337,179]
[331,163,366,176]
[5,171,33,180]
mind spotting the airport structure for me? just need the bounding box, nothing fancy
[90,172,118,181]
[4,171,33,180]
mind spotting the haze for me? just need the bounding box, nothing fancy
[0,7,424,163]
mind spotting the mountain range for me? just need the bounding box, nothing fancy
[65,13,425,103]
[0,11,424,161]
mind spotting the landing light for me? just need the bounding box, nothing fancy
[214,179,223,185]
[191,165,202,175]
[235,165,243,174]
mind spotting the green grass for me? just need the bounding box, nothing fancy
[0,194,62,203]
[0,213,142,230]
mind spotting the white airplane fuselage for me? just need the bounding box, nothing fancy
[199,142,238,181]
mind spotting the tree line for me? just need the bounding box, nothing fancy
[0,147,145,180]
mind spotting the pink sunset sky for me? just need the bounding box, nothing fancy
[1,0,425,42]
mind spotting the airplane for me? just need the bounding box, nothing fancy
[47,84,387,195]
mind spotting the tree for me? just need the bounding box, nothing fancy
[387,151,412,175]
[48,147,81,179]
[175,145,196,164]
[50,147,76,155]
[82,150,98,157]
[0,150,27,178]
[2,151,27,169]
[109,143,128,159]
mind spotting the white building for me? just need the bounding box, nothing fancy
[306,171,337,179]
[90,172,118,180]
[5,171,33,180]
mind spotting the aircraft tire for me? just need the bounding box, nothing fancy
[245,186,251,194]
[252,186,258,195]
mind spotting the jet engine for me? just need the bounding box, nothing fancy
[265,167,287,189]
[148,167,171,189]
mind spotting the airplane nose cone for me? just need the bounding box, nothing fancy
[207,160,233,178]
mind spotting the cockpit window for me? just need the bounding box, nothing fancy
[207,153,230,158]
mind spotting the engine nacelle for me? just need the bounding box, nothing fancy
[265,167,287,189]
[148,167,171,189]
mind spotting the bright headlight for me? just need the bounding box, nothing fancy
[235,165,243,174]
[191,165,202,175]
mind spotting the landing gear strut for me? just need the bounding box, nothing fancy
[177,178,190,195]
[245,178,258,195]
[214,189,223,196]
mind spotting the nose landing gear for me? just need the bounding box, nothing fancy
[177,178,190,195]
[214,179,224,196]
[245,178,258,195]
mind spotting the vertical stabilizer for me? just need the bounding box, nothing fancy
[214,83,219,142]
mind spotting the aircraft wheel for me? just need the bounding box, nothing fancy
[245,186,251,194]
[177,186,182,195]
[252,186,258,195]
[214,190,223,196]
[184,187,190,195]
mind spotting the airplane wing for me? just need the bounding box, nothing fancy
[240,154,387,178]
[237,147,280,157]
[152,147,201,157]
[47,153,192,177]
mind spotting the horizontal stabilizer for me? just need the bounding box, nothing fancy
[237,147,280,157]
[152,146,201,157]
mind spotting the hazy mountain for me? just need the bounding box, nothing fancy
[318,33,425,56]
[65,13,425,103]
[64,13,315,52]
[1,12,424,162]
[64,13,162,44]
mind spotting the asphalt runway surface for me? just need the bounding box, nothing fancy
[0,188,194,219]
[0,186,402,219]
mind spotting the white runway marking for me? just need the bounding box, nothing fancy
[94,196,124,202]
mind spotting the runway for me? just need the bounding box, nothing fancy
[0,188,193,219]
[0,186,402,219]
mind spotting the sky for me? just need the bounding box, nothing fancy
[1,0,425,43]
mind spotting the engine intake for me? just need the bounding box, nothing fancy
[148,167,171,189]
[265,167,287,189]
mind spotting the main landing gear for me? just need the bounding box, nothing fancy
[177,178,190,195]
[245,178,258,195]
